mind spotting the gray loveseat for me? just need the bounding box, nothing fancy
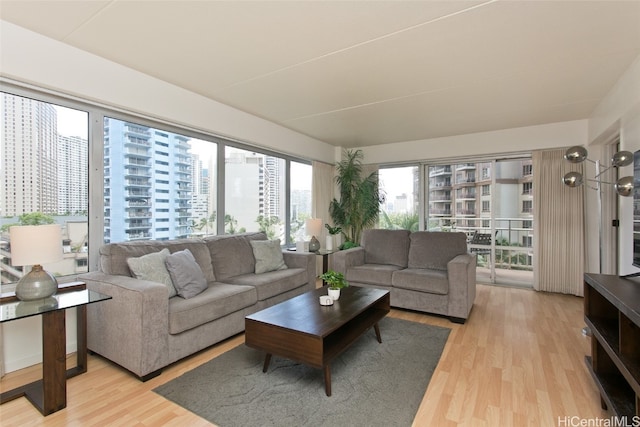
[78,232,315,380]
[332,229,476,323]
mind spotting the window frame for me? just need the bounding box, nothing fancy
[1,82,311,278]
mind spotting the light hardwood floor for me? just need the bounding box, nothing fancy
[0,284,607,426]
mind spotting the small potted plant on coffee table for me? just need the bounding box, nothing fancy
[319,270,349,301]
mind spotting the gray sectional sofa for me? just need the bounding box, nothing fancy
[332,229,476,323]
[78,232,315,381]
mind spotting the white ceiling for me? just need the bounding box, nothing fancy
[1,0,639,147]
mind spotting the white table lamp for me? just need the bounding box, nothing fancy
[9,224,63,301]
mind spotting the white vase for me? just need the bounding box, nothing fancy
[328,288,340,301]
[326,235,334,251]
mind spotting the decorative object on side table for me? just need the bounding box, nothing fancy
[319,269,349,301]
[324,223,342,251]
[305,218,322,252]
[9,224,63,301]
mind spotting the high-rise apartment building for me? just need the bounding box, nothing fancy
[1,94,58,216]
[103,118,192,242]
[428,160,533,239]
[57,135,88,215]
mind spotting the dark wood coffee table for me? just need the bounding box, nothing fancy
[245,286,390,396]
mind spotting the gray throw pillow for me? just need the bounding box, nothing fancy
[250,239,288,274]
[165,248,208,299]
[127,248,177,298]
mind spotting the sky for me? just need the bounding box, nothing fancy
[54,105,88,138]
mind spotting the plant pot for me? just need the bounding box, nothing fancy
[328,288,340,301]
[326,235,334,251]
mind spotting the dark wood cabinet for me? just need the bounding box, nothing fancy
[584,273,640,418]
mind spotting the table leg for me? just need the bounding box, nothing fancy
[324,365,332,396]
[72,305,87,375]
[262,353,272,373]
[41,309,67,415]
[374,323,382,343]
[321,254,330,286]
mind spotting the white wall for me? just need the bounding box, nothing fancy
[587,54,640,276]
[360,119,588,165]
[3,310,78,373]
[0,21,336,164]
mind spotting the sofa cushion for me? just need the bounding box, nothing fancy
[346,263,403,287]
[361,229,410,267]
[225,268,307,301]
[392,268,449,295]
[165,249,208,299]
[205,232,267,280]
[100,239,215,282]
[250,239,287,274]
[408,232,468,271]
[126,248,176,298]
[168,283,257,334]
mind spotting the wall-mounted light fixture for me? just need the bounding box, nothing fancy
[562,146,634,196]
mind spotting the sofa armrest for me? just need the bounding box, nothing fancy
[446,253,477,320]
[331,247,365,275]
[78,271,170,379]
[282,250,316,287]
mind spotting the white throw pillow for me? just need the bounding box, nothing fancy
[250,239,288,274]
[127,248,177,298]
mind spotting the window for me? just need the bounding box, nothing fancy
[482,167,490,180]
[379,166,419,231]
[523,182,532,194]
[523,220,532,229]
[290,161,312,243]
[103,117,215,243]
[522,200,533,213]
[1,92,89,282]
[482,184,490,196]
[523,163,533,176]
[482,200,490,212]
[225,147,285,240]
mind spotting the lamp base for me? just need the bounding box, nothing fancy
[15,265,58,301]
[309,236,321,252]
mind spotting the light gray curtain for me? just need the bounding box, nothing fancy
[533,149,585,295]
[312,160,335,267]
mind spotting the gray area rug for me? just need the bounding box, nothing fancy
[154,317,450,427]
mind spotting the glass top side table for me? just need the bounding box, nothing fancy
[0,283,111,416]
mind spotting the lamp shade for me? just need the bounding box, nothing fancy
[611,151,633,168]
[562,171,584,188]
[615,176,634,197]
[564,146,588,164]
[305,218,322,238]
[9,224,63,266]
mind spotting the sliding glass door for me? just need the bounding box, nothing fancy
[425,158,534,287]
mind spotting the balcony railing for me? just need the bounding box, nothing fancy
[426,216,534,273]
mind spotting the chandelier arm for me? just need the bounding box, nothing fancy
[593,165,613,178]
[585,178,616,185]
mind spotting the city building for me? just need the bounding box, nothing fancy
[104,118,192,242]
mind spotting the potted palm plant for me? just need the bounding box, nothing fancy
[329,149,383,248]
[319,270,349,300]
